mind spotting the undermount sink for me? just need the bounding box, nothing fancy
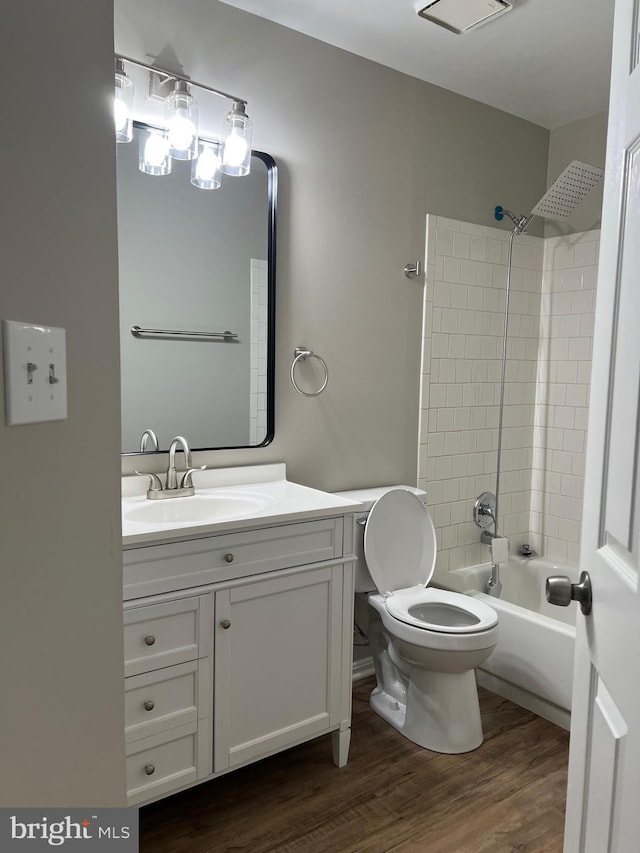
[123,492,274,526]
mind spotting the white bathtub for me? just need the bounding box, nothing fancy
[449,557,578,730]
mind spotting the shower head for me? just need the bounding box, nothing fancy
[531,160,604,221]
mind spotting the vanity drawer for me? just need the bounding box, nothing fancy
[123,517,344,599]
[125,659,210,744]
[124,597,208,676]
[126,723,199,805]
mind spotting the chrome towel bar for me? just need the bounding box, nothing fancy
[131,325,238,341]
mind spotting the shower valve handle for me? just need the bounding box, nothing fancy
[545,571,592,616]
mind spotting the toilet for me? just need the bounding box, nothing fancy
[340,486,499,754]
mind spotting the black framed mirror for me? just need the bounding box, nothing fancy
[116,122,276,455]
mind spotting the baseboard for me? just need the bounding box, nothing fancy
[352,656,375,681]
[477,669,571,731]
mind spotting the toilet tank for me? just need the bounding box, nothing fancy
[334,486,428,593]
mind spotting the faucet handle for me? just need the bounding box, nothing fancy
[135,470,163,491]
[180,465,206,489]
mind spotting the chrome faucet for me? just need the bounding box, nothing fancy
[135,434,205,500]
[139,428,159,453]
[166,435,192,490]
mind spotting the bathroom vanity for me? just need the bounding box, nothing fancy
[121,465,359,806]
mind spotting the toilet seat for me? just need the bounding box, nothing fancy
[364,489,497,634]
[385,585,497,633]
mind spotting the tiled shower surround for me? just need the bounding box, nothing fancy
[417,215,600,577]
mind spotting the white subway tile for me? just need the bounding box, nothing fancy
[432,333,449,359]
[571,289,595,314]
[446,384,463,407]
[436,229,455,257]
[581,266,598,290]
[446,359,466,383]
[437,216,462,232]
[427,431,445,457]
[448,335,466,359]
[453,231,471,259]
[433,281,451,308]
[573,240,597,267]
[435,455,453,480]
[470,236,487,261]
[452,455,470,478]
[437,408,455,432]
[443,256,462,283]
[460,259,477,285]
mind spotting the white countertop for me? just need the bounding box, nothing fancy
[122,464,362,548]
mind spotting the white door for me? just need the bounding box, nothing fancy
[562,0,640,849]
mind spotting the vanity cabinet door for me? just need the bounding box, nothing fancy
[214,565,344,772]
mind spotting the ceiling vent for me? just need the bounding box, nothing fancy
[415,0,513,34]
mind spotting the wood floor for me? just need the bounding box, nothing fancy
[140,678,570,853]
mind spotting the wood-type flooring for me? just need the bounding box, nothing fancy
[140,677,570,853]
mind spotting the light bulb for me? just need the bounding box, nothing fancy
[139,129,171,175]
[224,131,249,168]
[114,97,130,133]
[165,81,198,160]
[191,143,222,189]
[221,102,253,177]
[145,133,169,167]
[169,114,196,152]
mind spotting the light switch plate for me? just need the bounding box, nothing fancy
[3,320,68,425]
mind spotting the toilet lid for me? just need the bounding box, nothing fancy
[364,488,436,593]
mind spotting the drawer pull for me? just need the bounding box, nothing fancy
[224,553,235,563]
[220,619,231,630]
[144,764,156,776]
[144,635,156,646]
[143,700,155,712]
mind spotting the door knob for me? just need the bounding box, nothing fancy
[545,571,592,615]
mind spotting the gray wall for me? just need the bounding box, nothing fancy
[0,2,124,804]
[545,111,609,236]
[116,0,550,492]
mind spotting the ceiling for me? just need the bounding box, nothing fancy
[219,0,614,129]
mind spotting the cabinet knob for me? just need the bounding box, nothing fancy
[144,635,156,646]
[220,619,231,630]
[224,553,234,563]
[143,700,155,712]
[144,764,156,776]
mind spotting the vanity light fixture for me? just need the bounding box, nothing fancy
[165,80,199,161]
[114,58,134,142]
[221,101,253,177]
[114,54,254,185]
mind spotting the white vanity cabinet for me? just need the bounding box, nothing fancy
[123,595,214,805]
[122,511,356,807]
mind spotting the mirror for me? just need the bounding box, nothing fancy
[117,122,276,454]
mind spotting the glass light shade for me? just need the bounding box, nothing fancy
[221,103,253,176]
[191,143,222,190]
[114,60,134,143]
[139,129,172,176]
[165,81,198,161]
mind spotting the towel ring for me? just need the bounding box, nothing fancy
[290,346,329,397]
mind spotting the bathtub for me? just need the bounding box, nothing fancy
[448,557,578,730]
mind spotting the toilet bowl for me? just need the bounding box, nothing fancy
[341,486,498,754]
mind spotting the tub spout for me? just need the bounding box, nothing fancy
[487,563,502,598]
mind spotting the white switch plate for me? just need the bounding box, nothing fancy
[3,320,68,425]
